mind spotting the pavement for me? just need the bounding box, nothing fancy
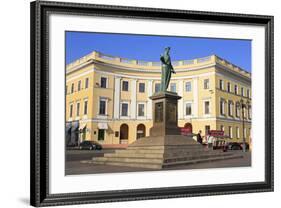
[65,150,251,175]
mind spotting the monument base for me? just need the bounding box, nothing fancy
[90,136,242,169]
[149,91,181,136]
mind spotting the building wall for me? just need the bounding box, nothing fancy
[66,51,252,147]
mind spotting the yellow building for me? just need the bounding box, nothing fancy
[65,51,251,148]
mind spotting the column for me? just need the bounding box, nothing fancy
[147,80,153,119]
[193,77,199,117]
[130,79,137,119]
[178,80,184,119]
[113,77,121,119]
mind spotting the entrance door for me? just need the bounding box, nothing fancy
[184,123,193,134]
[120,124,129,144]
[136,124,146,139]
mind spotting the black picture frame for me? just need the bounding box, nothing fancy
[30,0,274,207]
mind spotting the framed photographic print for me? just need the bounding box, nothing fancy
[30,0,274,207]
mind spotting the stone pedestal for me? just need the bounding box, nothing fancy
[149,91,181,136]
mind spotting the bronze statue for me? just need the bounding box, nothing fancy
[160,47,176,92]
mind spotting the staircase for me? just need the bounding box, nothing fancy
[89,135,243,169]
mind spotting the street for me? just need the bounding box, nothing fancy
[65,149,251,175]
[66,149,116,161]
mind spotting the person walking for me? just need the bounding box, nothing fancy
[197,130,203,144]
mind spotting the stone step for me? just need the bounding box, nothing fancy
[115,148,210,155]
[91,161,162,169]
[162,154,244,168]
[93,152,233,164]
[104,152,164,159]
[164,153,233,163]
[88,154,243,169]
[103,150,221,159]
[127,144,202,150]
[115,149,164,154]
[92,156,163,164]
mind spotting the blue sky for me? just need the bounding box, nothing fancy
[66,31,251,72]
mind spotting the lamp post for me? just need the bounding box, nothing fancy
[240,99,246,152]
[239,99,250,152]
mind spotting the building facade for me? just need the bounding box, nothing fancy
[65,51,251,147]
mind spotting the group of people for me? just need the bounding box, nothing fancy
[196,130,222,150]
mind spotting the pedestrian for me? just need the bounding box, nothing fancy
[197,130,203,144]
[207,135,213,149]
[223,141,228,152]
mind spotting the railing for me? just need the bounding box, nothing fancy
[67,52,95,71]
[172,61,181,66]
[197,56,211,63]
[67,51,250,78]
[98,53,116,61]
[68,51,216,70]
[183,59,194,65]
[120,58,132,64]
[137,60,149,66]
[151,61,161,66]
[216,56,250,77]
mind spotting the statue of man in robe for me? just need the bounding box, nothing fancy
[160,47,176,92]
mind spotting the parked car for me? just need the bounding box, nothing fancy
[227,142,242,150]
[79,141,102,150]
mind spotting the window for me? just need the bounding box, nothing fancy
[236,127,240,139]
[71,83,74,93]
[69,104,73,118]
[100,77,107,88]
[220,99,225,115]
[78,80,81,91]
[155,83,161,93]
[84,100,88,115]
[185,81,191,92]
[139,83,145,93]
[99,99,106,115]
[85,78,89,89]
[138,103,145,117]
[219,80,224,90]
[227,82,231,92]
[121,103,129,116]
[221,125,224,132]
[235,102,240,117]
[76,102,80,117]
[229,126,233,138]
[122,81,129,91]
[170,83,176,92]
[204,101,210,115]
[247,89,250,98]
[228,101,233,116]
[204,79,209,89]
[241,87,244,96]
[185,103,192,116]
[248,106,252,120]
[234,85,238,94]
[98,129,105,140]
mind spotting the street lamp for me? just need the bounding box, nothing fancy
[238,98,250,152]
